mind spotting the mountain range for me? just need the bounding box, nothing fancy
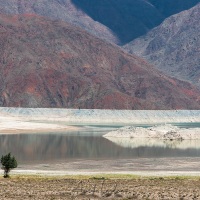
[0,1,200,109]
[124,3,200,88]
[0,0,199,44]
[0,14,200,109]
[0,0,118,44]
[72,0,200,44]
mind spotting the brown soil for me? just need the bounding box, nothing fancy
[0,176,200,199]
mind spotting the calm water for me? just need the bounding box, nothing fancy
[1,123,200,165]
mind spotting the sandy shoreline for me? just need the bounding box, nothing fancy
[0,126,79,134]
[3,157,199,178]
[0,108,200,134]
[7,170,200,177]
[0,116,79,134]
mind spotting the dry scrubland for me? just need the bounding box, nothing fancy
[1,175,200,199]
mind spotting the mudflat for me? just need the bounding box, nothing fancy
[14,157,200,176]
[0,175,200,199]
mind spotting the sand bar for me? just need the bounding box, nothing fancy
[0,116,79,134]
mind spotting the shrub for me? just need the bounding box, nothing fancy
[1,153,18,178]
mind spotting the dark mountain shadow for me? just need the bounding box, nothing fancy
[72,0,200,44]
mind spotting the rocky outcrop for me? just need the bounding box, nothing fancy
[124,4,200,87]
[0,14,200,109]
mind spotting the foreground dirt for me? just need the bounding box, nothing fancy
[0,176,200,199]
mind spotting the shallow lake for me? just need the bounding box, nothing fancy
[1,123,200,165]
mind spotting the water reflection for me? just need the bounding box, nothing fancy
[104,137,200,149]
[1,132,200,165]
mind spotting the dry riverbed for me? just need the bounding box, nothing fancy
[0,175,200,199]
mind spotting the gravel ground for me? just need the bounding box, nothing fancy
[1,176,200,199]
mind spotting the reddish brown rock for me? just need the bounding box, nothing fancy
[0,0,118,44]
[0,14,200,109]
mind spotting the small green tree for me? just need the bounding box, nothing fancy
[1,153,17,178]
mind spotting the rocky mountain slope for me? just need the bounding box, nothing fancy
[0,0,199,44]
[0,14,200,109]
[124,4,200,88]
[72,0,200,44]
[0,0,118,44]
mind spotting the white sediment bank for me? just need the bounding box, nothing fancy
[104,124,200,140]
[0,107,199,133]
[103,124,200,149]
[0,115,77,134]
[0,107,200,124]
[0,120,77,133]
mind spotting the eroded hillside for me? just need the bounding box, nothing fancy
[0,14,200,109]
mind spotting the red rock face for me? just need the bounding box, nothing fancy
[0,14,200,109]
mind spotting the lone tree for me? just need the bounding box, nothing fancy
[1,153,17,178]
